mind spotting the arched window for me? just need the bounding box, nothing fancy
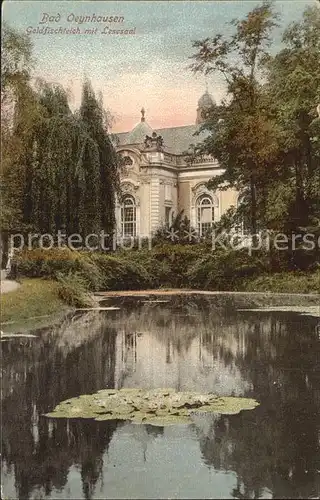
[197,195,215,236]
[121,195,136,237]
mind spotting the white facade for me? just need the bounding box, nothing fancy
[114,94,238,240]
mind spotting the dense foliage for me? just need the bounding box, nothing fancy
[190,2,320,269]
[1,23,120,241]
[11,246,320,297]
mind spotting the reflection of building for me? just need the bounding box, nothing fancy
[114,92,238,238]
[112,310,252,395]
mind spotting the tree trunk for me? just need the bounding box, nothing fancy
[250,174,257,236]
[0,231,9,269]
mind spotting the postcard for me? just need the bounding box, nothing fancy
[1,1,320,499]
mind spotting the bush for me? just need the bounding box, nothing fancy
[56,271,93,308]
[118,248,172,288]
[187,248,267,290]
[13,248,80,277]
[152,210,197,247]
[242,270,320,294]
[150,244,200,287]
[89,253,152,290]
[12,248,153,292]
[75,254,104,291]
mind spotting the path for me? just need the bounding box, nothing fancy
[1,270,20,294]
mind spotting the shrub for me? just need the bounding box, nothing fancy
[152,210,197,247]
[89,253,152,290]
[242,270,320,294]
[118,248,172,288]
[56,271,93,308]
[75,254,104,291]
[187,248,267,290]
[12,248,104,289]
[150,244,200,287]
[9,245,320,295]
[13,248,80,277]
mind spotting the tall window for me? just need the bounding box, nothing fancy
[165,184,171,201]
[121,195,136,237]
[197,195,214,236]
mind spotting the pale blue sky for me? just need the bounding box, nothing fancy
[2,1,317,131]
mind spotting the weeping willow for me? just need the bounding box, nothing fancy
[14,80,120,242]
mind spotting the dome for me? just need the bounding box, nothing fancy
[198,91,215,109]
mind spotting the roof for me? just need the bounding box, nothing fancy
[127,120,153,144]
[116,124,210,155]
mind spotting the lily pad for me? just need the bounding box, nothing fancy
[44,388,259,426]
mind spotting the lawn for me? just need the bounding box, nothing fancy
[1,278,67,324]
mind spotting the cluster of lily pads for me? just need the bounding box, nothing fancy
[45,388,259,426]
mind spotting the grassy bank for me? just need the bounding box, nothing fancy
[4,245,319,323]
[241,272,320,294]
[1,278,67,324]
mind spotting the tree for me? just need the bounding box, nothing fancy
[19,79,120,240]
[26,81,81,235]
[1,23,40,266]
[79,80,120,237]
[265,5,320,232]
[1,22,33,106]
[1,25,120,255]
[1,23,36,233]
[263,6,320,268]
[190,1,280,236]
[153,210,196,245]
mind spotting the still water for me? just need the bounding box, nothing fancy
[2,295,320,499]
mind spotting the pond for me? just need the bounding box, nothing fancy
[1,294,320,499]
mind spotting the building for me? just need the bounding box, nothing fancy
[114,91,238,240]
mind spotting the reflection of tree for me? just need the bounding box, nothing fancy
[116,423,164,463]
[75,420,119,500]
[2,298,320,499]
[110,299,232,358]
[2,313,118,499]
[193,313,320,499]
[195,396,320,499]
[106,299,320,498]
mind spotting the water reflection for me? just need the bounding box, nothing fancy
[1,296,320,499]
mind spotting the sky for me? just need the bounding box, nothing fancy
[2,0,318,132]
